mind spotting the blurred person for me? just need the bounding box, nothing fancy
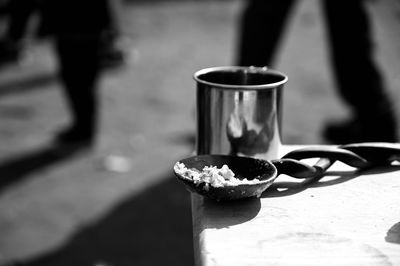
[0,0,127,146]
[0,0,126,68]
[38,0,113,145]
[236,0,397,144]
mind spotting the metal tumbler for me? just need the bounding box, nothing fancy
[194,66,288,160]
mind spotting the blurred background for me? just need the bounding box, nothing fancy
[0,0,399,265]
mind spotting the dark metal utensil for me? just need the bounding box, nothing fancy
[174,155,316,201]
[174,143,400,201]
[283,142,400,168]
[341,142,400,166]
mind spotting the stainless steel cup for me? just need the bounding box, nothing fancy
[194,66,288,160]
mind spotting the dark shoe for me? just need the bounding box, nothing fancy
[323,115,397,144]
[54,127,94,147]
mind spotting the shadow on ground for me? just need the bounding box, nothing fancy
[7,171,194,266]
[0,73,57,97]
[0,67,194,266]
[0,144,88,194]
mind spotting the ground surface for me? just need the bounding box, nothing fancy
[0,0,399,265]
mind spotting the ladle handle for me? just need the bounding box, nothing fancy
[282,146,369,168]
[340,142,400,166]
[279,142,400,179]
[271,159,318,179]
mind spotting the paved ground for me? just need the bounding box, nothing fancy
[0,0,399,265]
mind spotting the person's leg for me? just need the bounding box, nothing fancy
[55,35,101,144]
[236,0,295,67]
[40,0,109,145]
[0,0,37,64]
[322,0,397,143]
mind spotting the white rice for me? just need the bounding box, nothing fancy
[174,162,262,188]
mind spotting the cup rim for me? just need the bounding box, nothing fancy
[193,66,288,89]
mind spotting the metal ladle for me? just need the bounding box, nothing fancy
[174,143,400,201]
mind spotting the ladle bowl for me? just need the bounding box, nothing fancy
[174,155,278,201]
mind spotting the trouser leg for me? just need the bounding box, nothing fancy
[322,0,397,142]
[236,0,295,67]
[322,0,393,116]
[55,36,101,139]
